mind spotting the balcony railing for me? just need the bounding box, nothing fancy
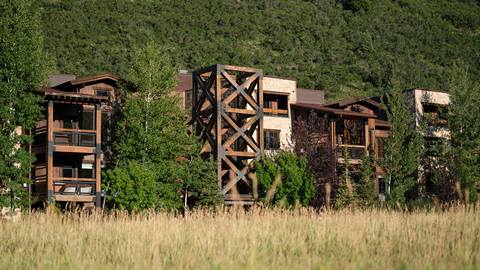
[53,178,96,195]
[335,145,366,160]
[53,129,96,147]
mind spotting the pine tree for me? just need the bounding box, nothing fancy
[382,87,424,206]
[107,42,219,211]
[446,67,480,203]
[0,0,48,208]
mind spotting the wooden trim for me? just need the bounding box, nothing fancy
[95,104,102,207]
[264,108,288,115]
[47,101,53,202]
[53,145,96,154]
[52,177,96,182]
[337,144,367,149]
[225,108,257,115]
[53,128,97,134]
[263,90,290,96]
[53,194,95,202]
[225,151,257,157]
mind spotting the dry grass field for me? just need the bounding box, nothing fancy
[1,206,479,270]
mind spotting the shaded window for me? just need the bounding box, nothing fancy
[376,137,386,160]
[423,103,448,126]
[264,129,281,150]
[81,109,95,130]
[378,176,386,194]
[79,163,94,179]
[95,89,109,97]
[62,166,74,178]
[264,93,288,116]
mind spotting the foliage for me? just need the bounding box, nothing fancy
[381,87,424,206]
[111,42,219,211]
[37,0,480,100]
[355,153,377,207]
[103,161,157,212]
[0,0,48,208]
[446,67,480,203]
[255,151,316,207]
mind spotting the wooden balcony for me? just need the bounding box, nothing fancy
[336,144,366,164]
[52,128,97,153]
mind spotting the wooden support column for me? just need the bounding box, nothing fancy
[47,101,54,204]
[215,71,223,190]
[257,71,264,160]
[95,104,102,207]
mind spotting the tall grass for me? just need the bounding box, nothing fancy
[1,206,479,270]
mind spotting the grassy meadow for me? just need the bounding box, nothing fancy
[1,207,479,270]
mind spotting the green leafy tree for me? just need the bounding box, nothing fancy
[0,0,48,208]
[108,42,219,211]
[446,67,480,203]
[255,151,316,207]
[382,87,424,206]
[103,161,157,212]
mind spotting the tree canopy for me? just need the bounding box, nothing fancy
[38,0,480,100]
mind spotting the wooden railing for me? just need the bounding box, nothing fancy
[53,128,96,147]
[335,144,366,160]
[52,178,96,195]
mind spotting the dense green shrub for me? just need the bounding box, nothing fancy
[103,161,157,212]
[255,151,316,207]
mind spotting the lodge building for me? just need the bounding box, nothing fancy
[28,65,451,206]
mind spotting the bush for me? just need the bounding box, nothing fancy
[255,151,316,207]
[103,161,157,212]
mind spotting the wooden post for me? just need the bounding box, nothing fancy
[95,104,102,207]
[47,101,54,204]
[257,70,264,160]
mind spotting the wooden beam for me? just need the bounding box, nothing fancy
[53,145,96,154]
[95,104,102,207]
[47,101,53,204]
[54,194,95,202]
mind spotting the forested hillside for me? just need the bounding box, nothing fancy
[38,0,480,99]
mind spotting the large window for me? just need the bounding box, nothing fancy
[264,129,281,150]
[336,119,365,146]
[423,103,448,127]
[264,93,288,116]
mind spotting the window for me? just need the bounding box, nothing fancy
[378,176,387,195]
[81,109,95,130]
[62,166,74,178]
[264,129,281,150]
[376,137,386,161]
[95,89,109,97]
[423,103,448,127]
[264,93,288,116]
[336,119,365,146]
[80,163,94,178]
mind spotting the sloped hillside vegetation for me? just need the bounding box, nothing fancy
[38,0,480,99]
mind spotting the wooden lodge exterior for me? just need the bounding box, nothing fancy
[31,74,120,207]
[291,97,390,194]
[28,66,396,206]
